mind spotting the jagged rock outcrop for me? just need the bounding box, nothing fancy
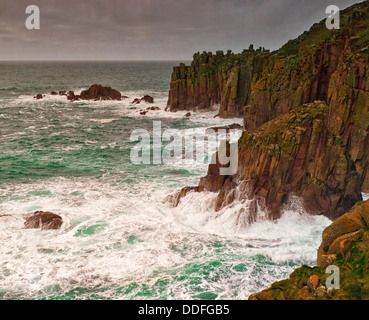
[165,186,204,207]
[317,200,369,267]
[42,85,122,101]
[200,101,361,220]
[167,49,270,118]
[170,1,369,219]
[79,84,122,101]
[132,95,154,104]
[24,211,63,230]
[249,199,369,300]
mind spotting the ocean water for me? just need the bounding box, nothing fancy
[0,61,331,300]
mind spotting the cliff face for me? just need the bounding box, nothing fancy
[166,49,270,118]
[169,1,369,219]
[167,3,368,122]
[244,37,347,130]
[199,101,362,220]
[166,14,350,120]
[249,200,369,300]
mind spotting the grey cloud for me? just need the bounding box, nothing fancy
[0,0,363,60]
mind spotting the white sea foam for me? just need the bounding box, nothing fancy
[0,172,331,299]
[0,91,331,300]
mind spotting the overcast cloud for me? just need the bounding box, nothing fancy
[0,0,362,60]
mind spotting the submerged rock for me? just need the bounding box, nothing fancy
[132,95,154,104]
[67,90,80,101]
[147,106,160,111]
[0,214,15,222]
[24,211,63,230]
[165,186,204,207]
[205,123,243,134]
[141,95,154,104]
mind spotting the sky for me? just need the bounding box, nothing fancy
[0,0,363,61]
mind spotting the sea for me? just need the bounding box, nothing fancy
[0,61,332,300]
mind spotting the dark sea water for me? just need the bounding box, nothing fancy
[0,61,330,300]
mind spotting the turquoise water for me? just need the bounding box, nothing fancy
[0,62,330,300]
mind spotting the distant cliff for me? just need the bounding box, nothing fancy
[166,48,271,118]
[169,1,369,220]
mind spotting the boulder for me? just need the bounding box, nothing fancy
[24,211,63,230]
[307,275,320,293]
[67,90,78,101]
[79,84,122,101]
[317,200,369,267]
[132,95,155,104]
[141,95,154,104]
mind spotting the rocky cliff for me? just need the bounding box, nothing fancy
[249,199,369,300]
[199,101,362,220]
[169,1,369,219]
[166,48,270,118]
[167,2,369,123]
